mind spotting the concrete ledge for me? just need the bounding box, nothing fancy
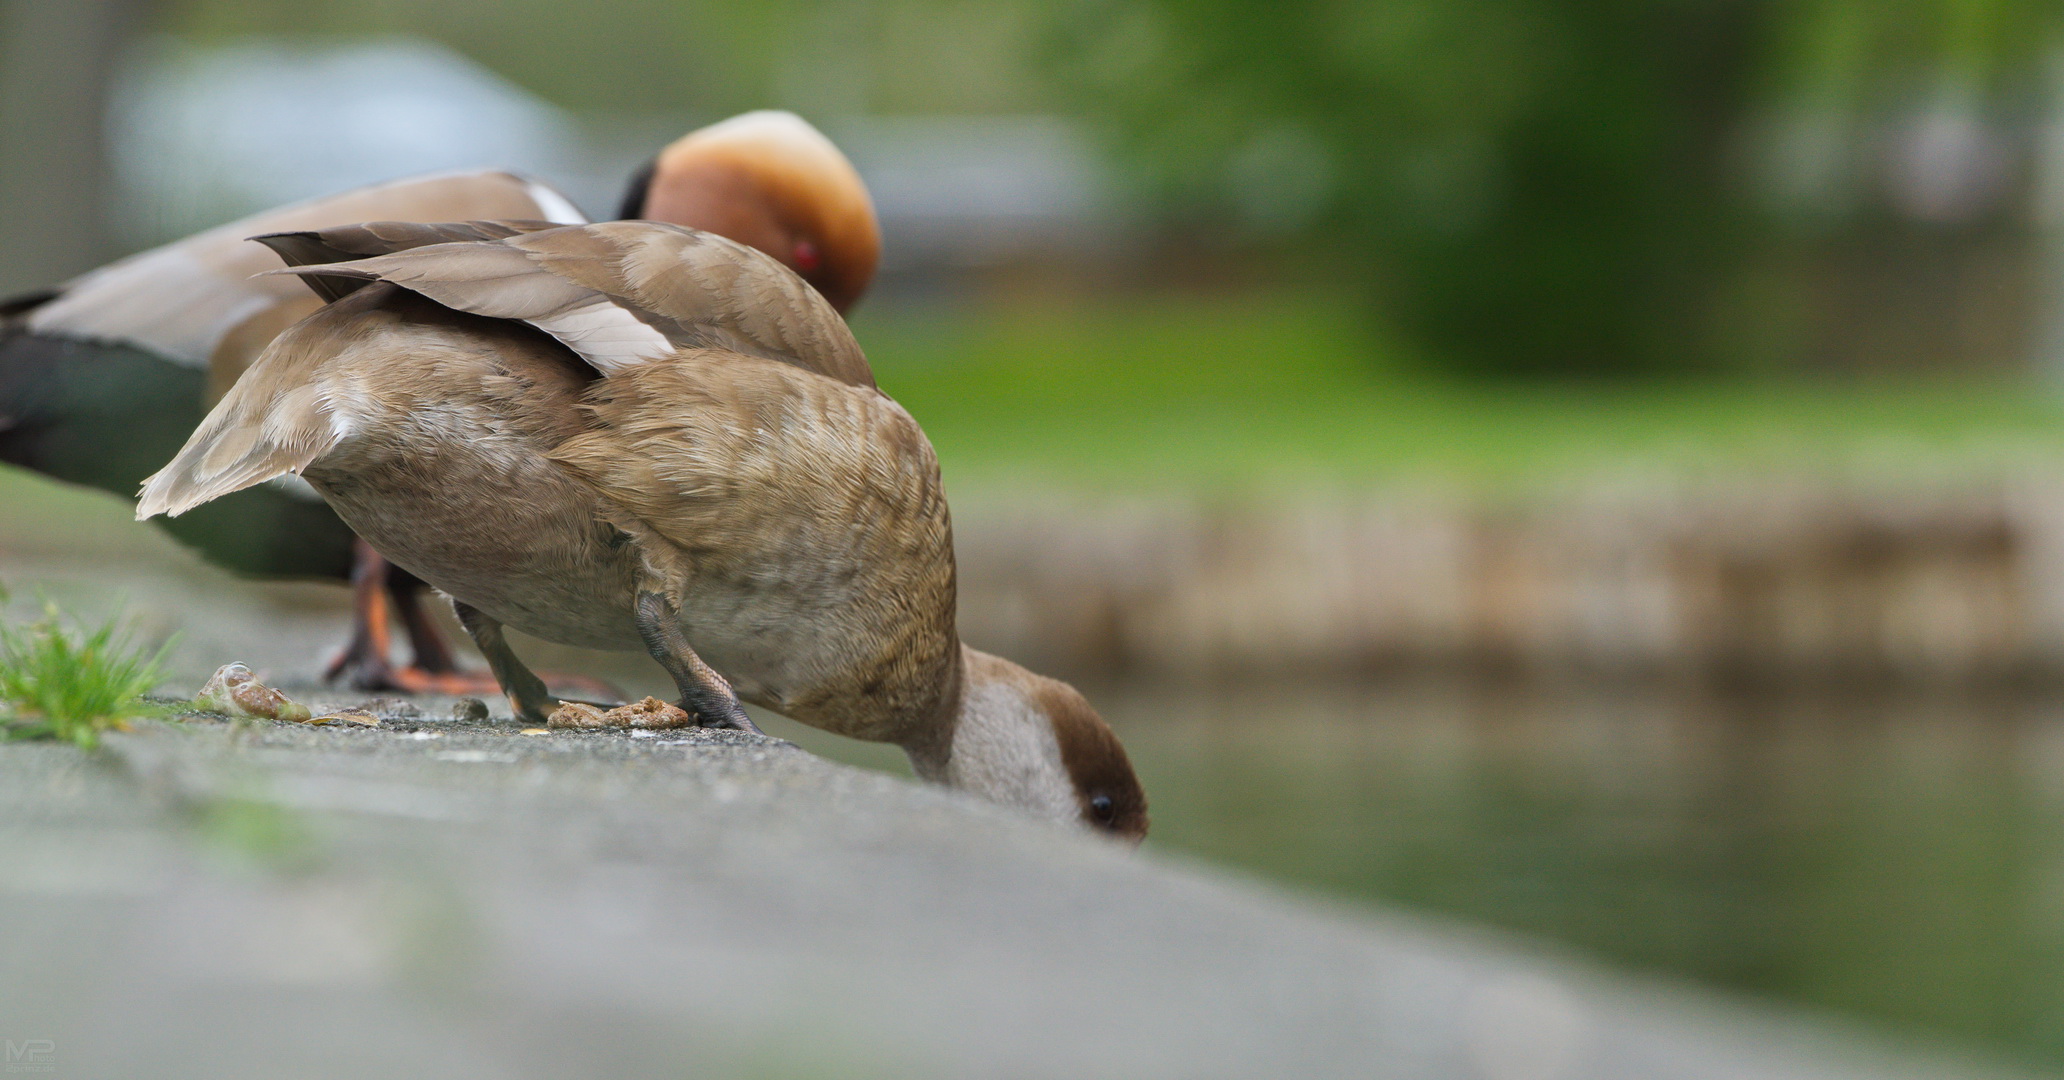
[0,706,2039,1080]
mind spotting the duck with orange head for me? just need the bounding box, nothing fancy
[0,111,879,698]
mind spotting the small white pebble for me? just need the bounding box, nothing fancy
[430,750,515,764]
[402,731,443,741]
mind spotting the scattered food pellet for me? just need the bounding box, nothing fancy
[194,663,312,724]
[308,707,381,727]
[547,702,609,728]
[519,728,550,736]
[610,696,694,729]
[452,697,490,722]
[545,697,693,730]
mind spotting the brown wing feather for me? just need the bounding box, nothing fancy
[516,221,872,387]
[252,220,563,302]
[266,241,677,375]
[262,221,873,387]
[26,171,584,395]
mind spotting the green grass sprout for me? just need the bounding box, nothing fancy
[0,589,173,749]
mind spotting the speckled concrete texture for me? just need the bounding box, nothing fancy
[0,699,2040,1080]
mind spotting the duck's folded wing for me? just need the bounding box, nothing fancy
[262,220,873,388]
[547,348,949,599]
[19,171,586,383]
[249,220,563,302]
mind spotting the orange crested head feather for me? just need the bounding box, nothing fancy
[620,111,881,314]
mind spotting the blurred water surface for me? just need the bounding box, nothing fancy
[1070,680,2064,1073]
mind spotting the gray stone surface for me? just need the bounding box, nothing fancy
[0,699,2044,1080]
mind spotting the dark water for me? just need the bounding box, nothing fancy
[775,680,2064,1072]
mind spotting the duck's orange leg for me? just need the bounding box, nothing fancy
[322,539,398,688]
[325,539,621,699]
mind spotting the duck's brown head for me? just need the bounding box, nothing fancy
[618,110,880,313]
[928,647,1149,842]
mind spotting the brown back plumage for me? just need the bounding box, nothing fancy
[139,220,871,522]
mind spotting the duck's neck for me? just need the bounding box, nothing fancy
[898,646,1082,824]
[900,643,967,783]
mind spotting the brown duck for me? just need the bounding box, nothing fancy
[1,110,879,695]
[136,219,1148,839]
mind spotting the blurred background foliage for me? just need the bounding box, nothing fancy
[1047,0,1764,377]
[1042,0,2064,377]
[25,0,2064,385]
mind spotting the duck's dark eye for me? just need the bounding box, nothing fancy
[1089,794,1115,822]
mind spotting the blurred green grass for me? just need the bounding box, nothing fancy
[854,294,2064,495]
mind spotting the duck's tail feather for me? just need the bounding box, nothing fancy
[136,330,346,520]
